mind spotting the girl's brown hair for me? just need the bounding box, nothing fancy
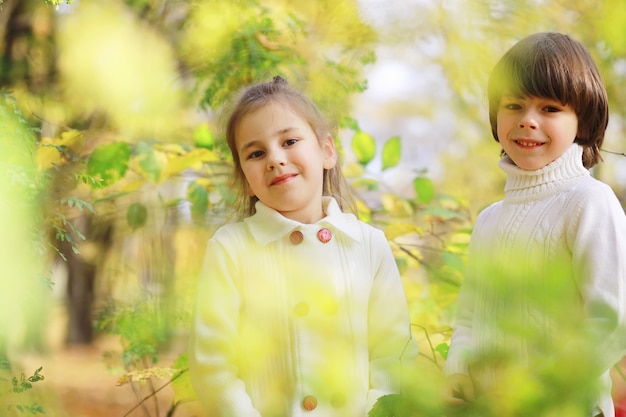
[223,76,356,219]
[488,32,608,168]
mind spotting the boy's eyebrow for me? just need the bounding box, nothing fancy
[239,127,299,153]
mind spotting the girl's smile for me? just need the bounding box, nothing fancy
[270,172,298,186]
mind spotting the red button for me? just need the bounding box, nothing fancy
[302,395,317,411]
[317,228,332,243]
[290,230,303,244]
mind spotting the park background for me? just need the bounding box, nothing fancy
[1,0,626,416]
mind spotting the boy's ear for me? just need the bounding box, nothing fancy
[322,134,338,169]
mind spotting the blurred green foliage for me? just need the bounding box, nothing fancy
[0,0,624,416]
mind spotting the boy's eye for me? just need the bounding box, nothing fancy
[502,102,521,110]
[284,138,298,147]
[543,106,560,113]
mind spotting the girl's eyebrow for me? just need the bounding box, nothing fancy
[239,127,299,154]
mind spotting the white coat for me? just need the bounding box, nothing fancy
[189,197,417,417]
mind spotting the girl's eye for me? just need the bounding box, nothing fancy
[248,150,264,159]
[284,138,298,147]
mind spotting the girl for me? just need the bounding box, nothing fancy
[189,76,417,417]
[445,32,626,417]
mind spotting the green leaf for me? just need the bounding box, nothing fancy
[381,136,401,170]
[127,202,148,230]
[351,130,376,165]
[442,252,465,272]
[188,181,209,219]
[193,124,214,149]
[172,353,197,403]
[394,257,408,275]
[351,177,379,191]
[136,141,163,183]
[369,394,412,417]
[435,342,449,360]
[86,142,131,187]
[413,177,435,204]
[338,116,360,131]
[421,206,464,221]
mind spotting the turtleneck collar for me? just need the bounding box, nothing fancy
[243,196,362,245]
[498,143,590,202]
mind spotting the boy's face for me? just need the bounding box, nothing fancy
[496,95,578,170]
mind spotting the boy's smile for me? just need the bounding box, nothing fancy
[497,95,578,170]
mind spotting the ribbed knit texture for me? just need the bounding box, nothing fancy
[445,144,626,417]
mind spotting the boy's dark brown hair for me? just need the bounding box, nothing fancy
[488,32,608,168]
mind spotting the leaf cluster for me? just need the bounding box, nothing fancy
[0,363,46,415]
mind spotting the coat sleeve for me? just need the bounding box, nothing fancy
[570,183,626,374]
[366,228,419,408]
[443,204,495,378]
[443,268,475,377]
[188,237,262,417]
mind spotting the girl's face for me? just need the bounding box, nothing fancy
[496,95,578,170]
[235,101,337,224]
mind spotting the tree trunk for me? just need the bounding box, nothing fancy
[64,244,95,345]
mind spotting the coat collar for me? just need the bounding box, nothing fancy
[244,197,362,245]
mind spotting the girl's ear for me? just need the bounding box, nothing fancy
[321,134,337,169]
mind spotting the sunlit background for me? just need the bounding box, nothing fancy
[1,0,625,416]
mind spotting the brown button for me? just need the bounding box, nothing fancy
[302,395,317,411]
[293,301,309,317]
[290,230,303,244]
[317,228,332,243]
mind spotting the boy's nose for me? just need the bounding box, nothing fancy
[519,111,538,129]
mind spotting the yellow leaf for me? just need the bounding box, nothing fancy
[355,199,371,223]
[156,143,187,155]
[384,223,423,241]
[58,130,84,153]
[172,369,197,403]
[36,145,63,170]
[194,177,213,189]
[381,193,413,217]
[165,148,219,176]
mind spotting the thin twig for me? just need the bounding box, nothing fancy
[123,369,188,417]
[412,324,440,368]
[143,357,160,417]
[601,148,626,157]
[130,381,152,417]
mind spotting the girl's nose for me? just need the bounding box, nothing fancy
[266,150,287,170]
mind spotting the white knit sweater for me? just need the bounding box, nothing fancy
[445,144,626,417]
[189,197,417,417]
